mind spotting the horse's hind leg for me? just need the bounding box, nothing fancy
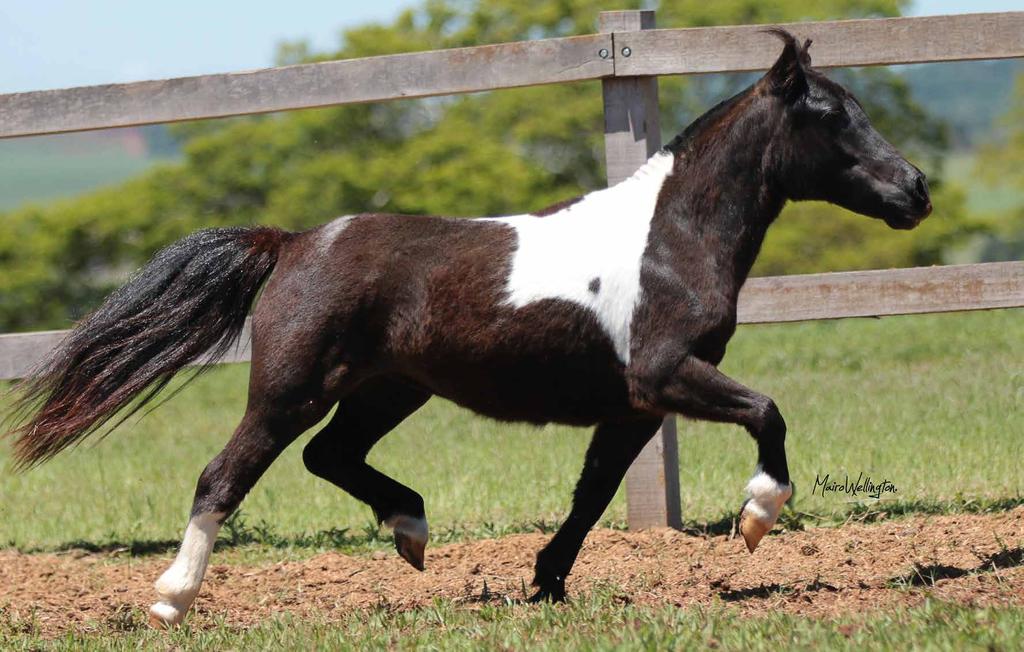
[148,388,335,627]
[302,377,432,569]
[531,416,662,602]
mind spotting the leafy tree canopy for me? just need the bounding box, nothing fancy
[0,0,984,331]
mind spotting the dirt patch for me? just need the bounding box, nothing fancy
[3,509,1024,636]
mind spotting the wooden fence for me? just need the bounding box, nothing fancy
[1,9,1022,529]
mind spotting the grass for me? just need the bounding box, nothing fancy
[2,595,1023,651]
[1,308,1021,554]
[1,308,1022,649]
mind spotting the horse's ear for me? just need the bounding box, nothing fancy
[762,28,809,102]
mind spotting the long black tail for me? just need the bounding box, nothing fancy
[4,226,289,470]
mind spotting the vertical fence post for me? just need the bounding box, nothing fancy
[599,9,682,530]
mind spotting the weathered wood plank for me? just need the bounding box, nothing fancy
[0,321,252,382]
[615,12,1024,77]
[738,261,1024,323]
[0,34,613,138]
[602,10,683,531]
[601,10,662,185]
[2,263,1021,381]
[3,12,1020,139]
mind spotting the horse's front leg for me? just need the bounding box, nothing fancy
[634,354,792,552]
[530,417,662,602]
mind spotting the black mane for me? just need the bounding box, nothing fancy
[662,86,753,155]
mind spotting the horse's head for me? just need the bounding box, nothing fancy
[760,29,932,229]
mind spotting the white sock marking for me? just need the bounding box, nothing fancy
[744,471,792,526]
[384,514,429,545]
[150,512,224,625]
[484,151,675,364]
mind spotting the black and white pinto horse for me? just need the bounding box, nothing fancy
[6,31,931,627]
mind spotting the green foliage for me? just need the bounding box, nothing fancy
[980,74,1024,190]
[968,73,1024,260]
[0,0,987,332]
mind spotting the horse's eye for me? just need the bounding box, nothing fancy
[820,109,849,130]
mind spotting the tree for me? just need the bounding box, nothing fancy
[972,73,1024,261]
[0,0,980,331]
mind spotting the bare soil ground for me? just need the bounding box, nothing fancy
[3,509,1023,636]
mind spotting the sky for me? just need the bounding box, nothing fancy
[0,0,1020,94]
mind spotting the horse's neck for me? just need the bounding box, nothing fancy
[651,139,784,299]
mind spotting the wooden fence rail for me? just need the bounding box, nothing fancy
[1,12,1022,139]
[4,260,1021,381]
[1,9,1022,530]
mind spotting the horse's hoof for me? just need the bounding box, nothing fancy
[148,601,184,629]
[528,578,566,603]
[394,530,426,571]
[386,514,427,571]
[528,588,566,604]
[739,507,771,553]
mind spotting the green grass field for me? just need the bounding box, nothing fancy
[1,308,1022,649]
[4,597,1023,651]
[1,308,1021,551]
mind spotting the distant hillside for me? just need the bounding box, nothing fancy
[0,125,179,211]
[900,58,1023,149]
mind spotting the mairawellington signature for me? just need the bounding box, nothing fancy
[812,472,898,500]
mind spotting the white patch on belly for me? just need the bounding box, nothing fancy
[318,215,354,255]
[484,151,675,363]
[149,511,224,627]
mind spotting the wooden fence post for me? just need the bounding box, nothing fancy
[599,9,682,530]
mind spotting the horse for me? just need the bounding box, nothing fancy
[4,29,931,627]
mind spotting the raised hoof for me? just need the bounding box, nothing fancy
[148,601,184,629]
[394,530,426,571]
[738,501,771,554]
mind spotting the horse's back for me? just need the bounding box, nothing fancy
[257,212,638,424]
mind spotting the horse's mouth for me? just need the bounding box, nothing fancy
[883,201,932,230]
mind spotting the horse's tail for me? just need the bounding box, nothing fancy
[4,226,289,471]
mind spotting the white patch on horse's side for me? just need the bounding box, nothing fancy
[384,513,429,545]
[318,216,354,255]
[484,151,675,364]
[743,471,792,526]
[149,511,224,626]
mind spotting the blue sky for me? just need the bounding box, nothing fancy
[0,0,1019,94]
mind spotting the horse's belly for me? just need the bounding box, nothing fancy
[410,353,634,426]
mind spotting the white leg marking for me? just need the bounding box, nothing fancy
[384,513,429,545]
[482,151,676,364]
[317,215,354,255]
[149,512,224,627]
[744,471,792,528]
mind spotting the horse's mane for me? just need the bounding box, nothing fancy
[662,86,753,155]
[663,28,810,155]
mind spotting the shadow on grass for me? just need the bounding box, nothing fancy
[14,496,1024,559]
[21,512,564,558]
[888,546,1024,588]
[718,576,838,602]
